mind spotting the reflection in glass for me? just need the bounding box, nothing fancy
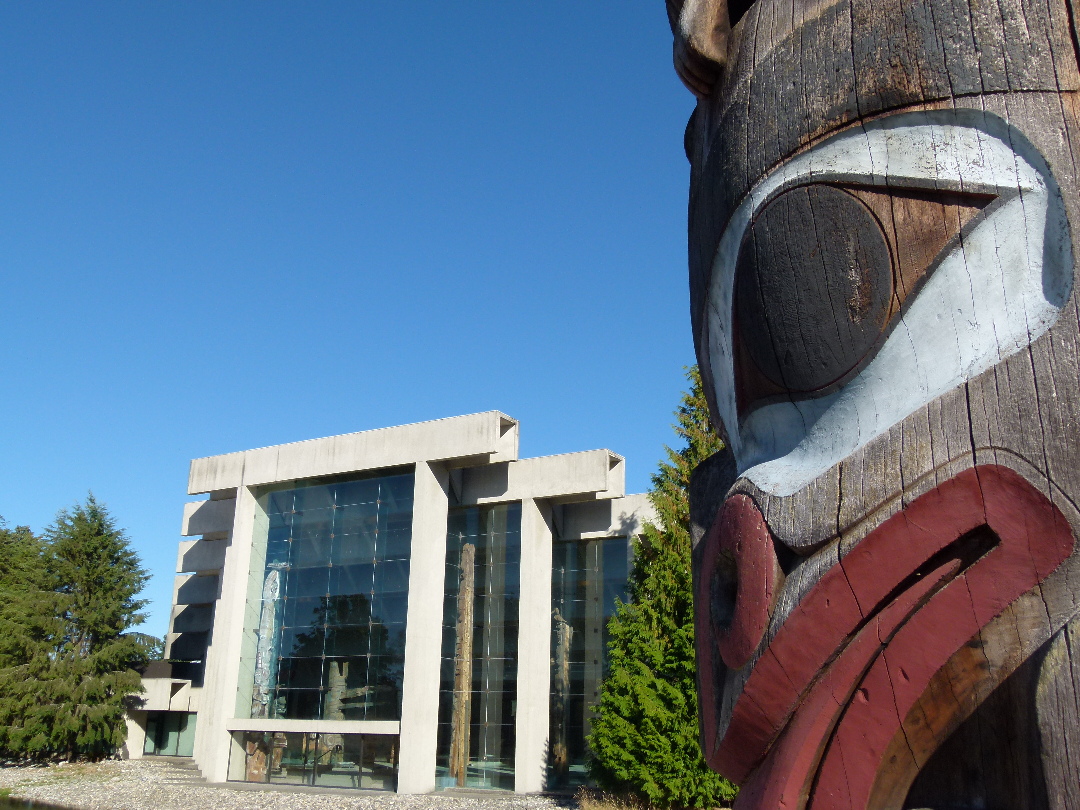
[244,471,414,721]
[237,731,398,790]
[143,712,197,757]
[547,535,630,789]
[435,503,521,790]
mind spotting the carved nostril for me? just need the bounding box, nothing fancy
[697,493,780,669]
[710,549,738,631]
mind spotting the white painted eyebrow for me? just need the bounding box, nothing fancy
[706,108,1073,497]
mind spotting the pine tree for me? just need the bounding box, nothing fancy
[0,496,153,759]
[587,367,738,809]
[0,521,61,670]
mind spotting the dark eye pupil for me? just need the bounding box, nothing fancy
[734,184,893,395]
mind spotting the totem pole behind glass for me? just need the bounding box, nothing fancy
[671,0,1080,807]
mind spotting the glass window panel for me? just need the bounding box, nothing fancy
[295,508,333,538]
[334,502,378,537]
[279,690,324,721]
[143,714,159,755]
[325,625,370,657]
[277,657,323,689]
[293,485,334,512]
[293,534,332,569]
[329,563,375,597]
[368,682,402,721]
[380,509,413,536]
[175,714,197,758]
[279,626,325,658]
[373,559,410,593]
[267,525,291,545]
[323,656,370,691]
[369,592,409,626]
[332,532,376,565]
[361,735,398,790]
[287,566,329,599]
[248,472,414,722]
[380,473,414,504]
[333,478,382,507]
[327,593,371,626]
[267,732,312,784]
[312,740,360,788]
[369,622,407,656]
[376,528,412,561]
[282,596,326,629]
[265,491,295,519]
[265,538,291,568]
[322,658,372,721]
[436,502,521,789]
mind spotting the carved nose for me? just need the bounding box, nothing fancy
[668,0,731,98]
[698,494,778,669]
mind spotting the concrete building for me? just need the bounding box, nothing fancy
[127,412,654,793]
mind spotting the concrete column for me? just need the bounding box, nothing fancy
[397,461,451,793]
[515,497,554,793]
[193,485,259,782]
[124,712,147,759]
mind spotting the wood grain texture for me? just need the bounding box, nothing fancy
[679,0,1080,806]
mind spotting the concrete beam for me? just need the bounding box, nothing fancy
[166,631,209,662]
[224,719,401,735]
[177,538,227,573]
[170,603,215,634]
[558,493,657,540]
[188,411,519,494]
[173,573,221,606]
[458,450,625,506]
[181,498,236,536]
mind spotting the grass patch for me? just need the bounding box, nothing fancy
[575,788,651,810]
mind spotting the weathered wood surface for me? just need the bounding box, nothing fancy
[551,608,574,778]
[449,542,475,787]
[669,0,1080,807]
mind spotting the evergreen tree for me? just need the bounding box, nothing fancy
[588,367,738,809]
[0,521,60,670]
[0,496,153,759]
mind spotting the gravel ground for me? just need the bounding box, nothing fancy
[0,759,575,810]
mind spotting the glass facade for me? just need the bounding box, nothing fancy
[548,535,631,789]
[245,471,415,723]
[237,731,396,790]
[144,712,197,757]
[435,503,522,790]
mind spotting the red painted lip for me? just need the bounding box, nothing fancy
[695,466,1075,807]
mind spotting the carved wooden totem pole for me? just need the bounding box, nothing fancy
[671,0,1080,807]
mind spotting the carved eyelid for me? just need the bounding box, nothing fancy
[732,182,1001,411]
[706,109,1073,497]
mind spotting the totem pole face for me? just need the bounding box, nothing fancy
[674,0,1080,807]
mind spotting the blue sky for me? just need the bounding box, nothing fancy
[0,2,696,638]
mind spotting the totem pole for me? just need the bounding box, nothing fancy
[671,0,1080,807]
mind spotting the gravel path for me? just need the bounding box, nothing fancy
[0,759,575,810]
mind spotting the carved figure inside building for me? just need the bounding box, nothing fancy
[670,0,1080,807]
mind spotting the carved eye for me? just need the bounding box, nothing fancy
[734,185,893,395]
